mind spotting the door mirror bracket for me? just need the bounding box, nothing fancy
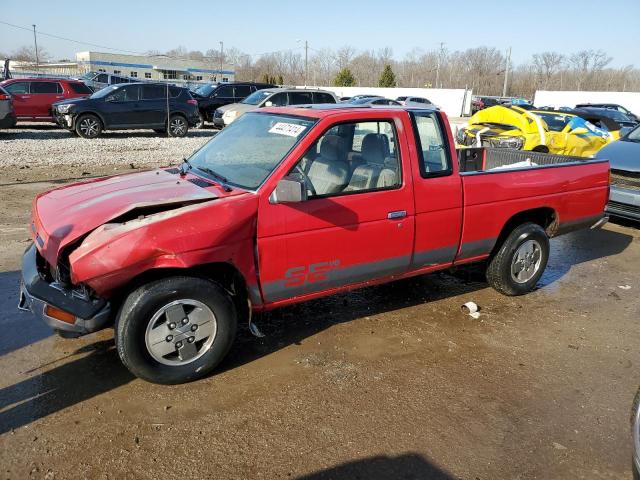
[269,177,307,204]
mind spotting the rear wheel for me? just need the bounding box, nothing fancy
[75,114,102,139]
[194,112,205,129]
[486,222,549,296]
[115,276,237,384]
[168,114,188,137]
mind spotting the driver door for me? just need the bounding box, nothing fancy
[103,85,141,126]
[256,114,415,305]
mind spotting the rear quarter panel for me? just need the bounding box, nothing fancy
[457,160,609,261]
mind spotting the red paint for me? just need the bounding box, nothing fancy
[29,107,610,312]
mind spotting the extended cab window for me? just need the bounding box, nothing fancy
[215,85,234,97]
[411,112,451,177]
[234,85,251,98]
[314,92,336,104]
[289,91,312,105]
[267,92,288,106]
[291,120,401,198]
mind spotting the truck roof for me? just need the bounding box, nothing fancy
[260,104,439,119]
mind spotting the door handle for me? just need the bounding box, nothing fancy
[387,210,407,219]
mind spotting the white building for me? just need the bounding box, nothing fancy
[76,51,235,84]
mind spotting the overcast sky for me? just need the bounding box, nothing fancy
[1,0,639,68]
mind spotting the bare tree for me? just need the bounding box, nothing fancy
[11,45,51,64]
[532,52,564,88]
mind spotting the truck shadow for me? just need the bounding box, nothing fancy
[0,339,134,435]
[295,453,454,480]
[539,225,633,287]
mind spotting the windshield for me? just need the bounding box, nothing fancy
[188,113,316,189]
[625,124,640,142]
[194,84,217,96]
[79,72,97,81]
[350,97,382,105]
[585,108,630,122]
[531,112,572,132]
[89,85,120,99]
[242,90,273,105]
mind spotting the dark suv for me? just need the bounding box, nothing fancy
[52,83,199,138]
[191,82,274,128]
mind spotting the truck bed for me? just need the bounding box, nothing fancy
[454,148,609,262]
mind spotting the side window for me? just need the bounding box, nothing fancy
[290,120,401,198]
[411,112,451,177]
[234,85,251,98]
[96,74,109,83]
[289,91,313,105]
[31,82,60,94]
[267,92,288,106]
[5,82,29,94]
[108,85,139,102]
[215,85,234,97]
[314,92,336,104]
[142,84,166,100]
[69,82,92,94]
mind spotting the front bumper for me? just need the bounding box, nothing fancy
[53,111,75,129]
[18,243,111,337]
[607,186,640,221]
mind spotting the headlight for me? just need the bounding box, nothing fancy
[223,110,239,119]
[455,128,466,144]
[492,136,524,149]
[57,104,74,114]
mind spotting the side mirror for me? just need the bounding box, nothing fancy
[264,101,273,107]
[269,176,307,204]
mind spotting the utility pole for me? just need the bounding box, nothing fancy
[502,47,511,97]
[219,41,224,81]
[32,24,39,70]
[304,40,308,86]
[435,42,445,88]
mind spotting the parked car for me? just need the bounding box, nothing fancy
[78,71,136,91]
[595,123,640,221]
[18,104,609,383]
[0,78,92,123]
[457,105,612,156]
[0,85,16,129]
[214,88,337,127]
[52,83,199,138]
[471,96,501,114]
[191,82,274,128]
[396,96,435,108]
[576,103,638,122]
[349,96,401,106]
[574,106,638,129]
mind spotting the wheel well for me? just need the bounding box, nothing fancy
[492,207,557,255]
[115,262,251,323]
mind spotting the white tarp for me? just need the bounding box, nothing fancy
[533,90,640,115]
[298,86,473,117]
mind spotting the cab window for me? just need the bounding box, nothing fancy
[290,120,401,198]
[411,112,451,177]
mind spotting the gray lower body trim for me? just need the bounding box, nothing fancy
[456,238,496,260]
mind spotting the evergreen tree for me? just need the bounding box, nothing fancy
[333,68,356,87]
[378,64,397,87]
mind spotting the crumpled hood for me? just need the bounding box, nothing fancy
[32,169,218,264]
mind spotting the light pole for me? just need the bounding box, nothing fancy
[219,41,224,82]
[32,24,39,70]
[435,42,445,89]
[502,47,511,97]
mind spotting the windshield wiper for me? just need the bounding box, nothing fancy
[196,166,233,192]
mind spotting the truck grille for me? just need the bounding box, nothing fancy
[607,200,640,216]
[611,170,640,191]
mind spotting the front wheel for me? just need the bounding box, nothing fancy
[75,114,102,139]
[167,114,188,137]
[486,222,549,296]
[194,112,205,129]
[116,276,237,384]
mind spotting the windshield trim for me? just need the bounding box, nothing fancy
[187,111,319,192]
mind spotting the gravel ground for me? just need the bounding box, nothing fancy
[0,123,217,183]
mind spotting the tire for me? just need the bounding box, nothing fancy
[75,114,102,139]
[194,112,205,129]
[532,145,549,153]
[115,276,237,384]
[486,222,549,296]
[167,114,188,137]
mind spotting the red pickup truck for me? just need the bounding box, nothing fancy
[19,105,609,384]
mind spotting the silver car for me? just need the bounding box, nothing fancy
[213,88,338,127]
[0,85,16,129]
[596,124,640,221]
